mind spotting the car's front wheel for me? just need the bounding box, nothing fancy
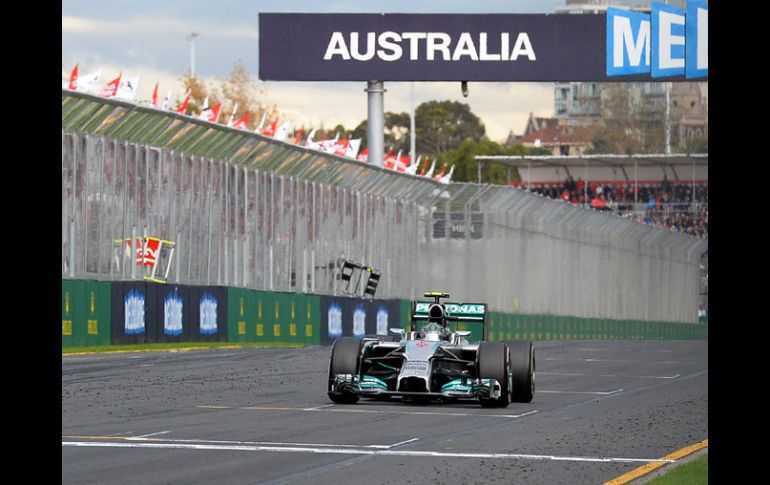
[477,342,511,408]
[327,337,360,404]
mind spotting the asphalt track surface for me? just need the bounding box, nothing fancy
[62,340,708,484]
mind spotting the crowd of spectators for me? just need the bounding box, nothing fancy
[521,175,708,239]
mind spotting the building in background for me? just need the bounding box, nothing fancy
[552,0,707,151]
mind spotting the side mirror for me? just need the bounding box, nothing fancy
[389,328,405,337]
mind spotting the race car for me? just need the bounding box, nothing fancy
[327,292,535,407]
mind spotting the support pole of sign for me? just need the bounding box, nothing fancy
[366,81,385,167]
[410,82,416,165]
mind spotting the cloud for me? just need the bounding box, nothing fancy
[62,15,259,41]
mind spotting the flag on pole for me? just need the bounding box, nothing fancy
[262,119,278,137]
[67,63,79,90]
[356,147,368,162]
[197,96,210,120]
[233,111,251,130]
[273,121,292,141]
[116,76,140,101]
[255,111,267,132]
[151,82,159,108]
[433,162,448,180]
[226,103,239,127]
[332,138,350,157]
[305,129,322,150]
[293,125,305,145]
[75,70,101,93]
[161,89,173,110]
[97,73,122,98]
[437,165,455,184]
[206,103,222,123]
[344,138,361,159]
[176,91,191,114]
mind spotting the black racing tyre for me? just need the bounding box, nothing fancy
[477,341,511,408]
[505,340,535,403]
[327,337,361,404]
[363,334,396,342]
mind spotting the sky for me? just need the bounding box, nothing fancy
[62,0,567,142]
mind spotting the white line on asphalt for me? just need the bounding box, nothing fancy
[387,438,419,448]
[539,389,624,396]
[235,405,538,419]
[543,358,692,364]
[538,372,681,380]
[64,435,411,449]
[129,431,170,439]
[302,404,335,411]
[61,441,675,464]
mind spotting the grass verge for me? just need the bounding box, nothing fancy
[62,341,311,354]
[647,453,707,485]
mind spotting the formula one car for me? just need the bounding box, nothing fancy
[327,292,535,407]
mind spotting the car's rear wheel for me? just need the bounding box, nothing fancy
[328,337,360,404]
[506,340,535,403]
[477,342,511,408]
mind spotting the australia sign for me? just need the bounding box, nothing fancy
[258,4,707,82]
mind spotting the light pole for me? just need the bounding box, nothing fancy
[187,32,201,77]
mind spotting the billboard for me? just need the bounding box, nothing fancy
[259,9,706,82]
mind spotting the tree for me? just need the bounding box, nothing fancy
[416,100,485,154]
[179,72,208,115]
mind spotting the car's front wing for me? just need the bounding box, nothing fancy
[330,374,502,400]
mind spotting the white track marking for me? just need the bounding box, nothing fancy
[302,404,335,411]
[387,438,419,448]
[236,405,538,419]
[538,372,680,380]
[543,357,692,364]
[130,431,170,439]
[539,389,624,396]
[61,440,674,464]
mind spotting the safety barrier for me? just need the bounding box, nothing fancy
[63,279,706,347]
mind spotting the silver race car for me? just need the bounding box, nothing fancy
[327,292,535,407]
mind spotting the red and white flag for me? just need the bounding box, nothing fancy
[357,147,368,162]
[197,96,210,120]
[433,162,448,180]
[67,63,79,90]
[116,76,140,101]
[262,119,278,137]
[151,83,159,107]
[161,89,173,110]
[332,138,350,157]
[97,73,122,98]
[255,111,267,132]
[226,103,239,127]
[305,129,322,150]
[424,159,436,178]
[176,91,191,114]
[404,155,421,175]
[206,103,222,123]
[233,111,251,130]
[437,165,455,185]
[273,121,292,141]
[344,138,361,159]
[321,133,340,153]
[293,126,305,145]
[75,70,101,93]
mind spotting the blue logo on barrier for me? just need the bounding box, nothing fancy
[199,293,218,334]
[376,307,389,336]
[353,305,366,338]
[164,292,183,336]
[124,289,145,335]
[328,302,342,338]
[606,2,707,79]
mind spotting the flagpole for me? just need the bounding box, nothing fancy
[187,32,201,77]
[410,82,416,166]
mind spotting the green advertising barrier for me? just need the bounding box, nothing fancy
[62,279,111,347]
[227,288,321,345]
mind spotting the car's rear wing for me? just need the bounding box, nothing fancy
[411,301,486,325]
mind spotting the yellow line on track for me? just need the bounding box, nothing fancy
[602,438,708,485]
